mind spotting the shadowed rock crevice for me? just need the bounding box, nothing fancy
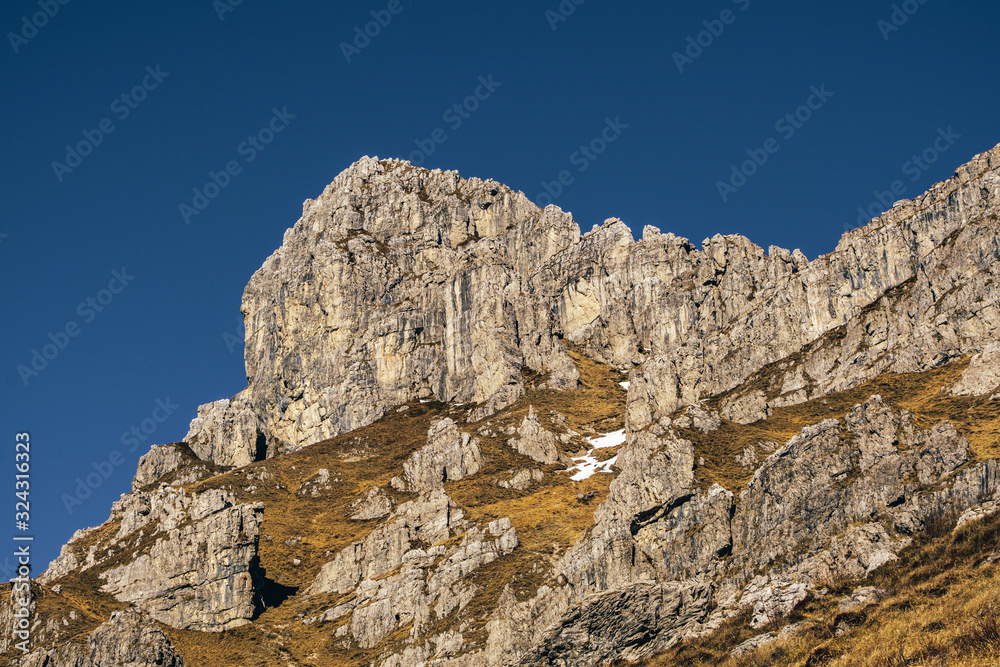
[253,558,298,615]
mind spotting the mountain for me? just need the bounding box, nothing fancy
[5,143,1000,666]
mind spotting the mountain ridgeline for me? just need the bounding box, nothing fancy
[6,144,1000,666]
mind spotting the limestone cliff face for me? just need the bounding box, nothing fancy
[237,159,580,453]
[188,146,1000,465]
[13,144,1000,667]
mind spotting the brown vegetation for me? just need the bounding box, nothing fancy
[635,502,1000,666]
[692,357,1000,494]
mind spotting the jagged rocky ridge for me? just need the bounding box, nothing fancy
[6,144,1000,666]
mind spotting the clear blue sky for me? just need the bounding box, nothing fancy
[3,0,999,576]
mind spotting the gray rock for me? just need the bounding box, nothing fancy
[1,582,37,655]
[515,580,714,666]
[131,444,186,489]
[307,489,465,596]
[98,489,264,631]
[495,468,544,490]
[130,443,213,490]
[672,405,721,433]
[951,343,1000,396]
[837,586,888,613]
[187,143,1000,459]
[39,487,263,633]
[306,490,517,650]
[507,406,563,465]
[402,418,483,491]
[955,500,1000,530]
[16,609,184,667]
[730,622,803,659]
[184,393,264,467]
[237,159,581,453]
[739,579,809,629]
[350,486,396,521]
[297,467,336,497]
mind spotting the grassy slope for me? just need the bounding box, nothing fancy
[166,347,629,665]
[9,350,999,665]
[634,356,1000,666]
[7,348,627,667]
[690,358,1000,494]
[632,507,1000,667]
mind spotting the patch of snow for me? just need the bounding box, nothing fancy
[565,430,626,480]
[586,429,626,449]
[568,453,619,481]
[619,381,631,390]
[419,399,432,403]
[597,455,618,472]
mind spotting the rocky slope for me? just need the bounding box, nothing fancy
[6,144,1000,666]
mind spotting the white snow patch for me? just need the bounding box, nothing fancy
[566,430,626,481]
[419,399,432,403]
[568,454,619,481]
[586,429,626,449]
[619,381,631,390]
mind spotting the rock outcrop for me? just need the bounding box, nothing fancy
[40,487,264,632]
[349,485,397,520]
[234,162,582,455]
[131,443,216,490]
[507,407,563,465]
[950,342,1000,396]
[305,489,518,650]
[132,444,187,489]
[188,144,1000,467]
[17,609,185,667]
[481,393,999,666]
[184,393,265,466]
[396,418,483,491]
[517,580,714,667]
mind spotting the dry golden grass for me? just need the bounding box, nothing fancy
[164,347,627,665]
[635,505,1000,667]
[25,347,1000,666]
[691,357,1000,494]
[188,402,441,593]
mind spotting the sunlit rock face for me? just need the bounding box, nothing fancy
[192,146,1000,466]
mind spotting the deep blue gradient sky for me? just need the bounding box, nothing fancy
[3,0,999,575]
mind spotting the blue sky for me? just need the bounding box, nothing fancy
[2,0,999,575]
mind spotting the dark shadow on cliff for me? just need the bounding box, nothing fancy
[251,557,298,615]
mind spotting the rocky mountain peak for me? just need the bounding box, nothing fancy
[9,143,1000,667]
